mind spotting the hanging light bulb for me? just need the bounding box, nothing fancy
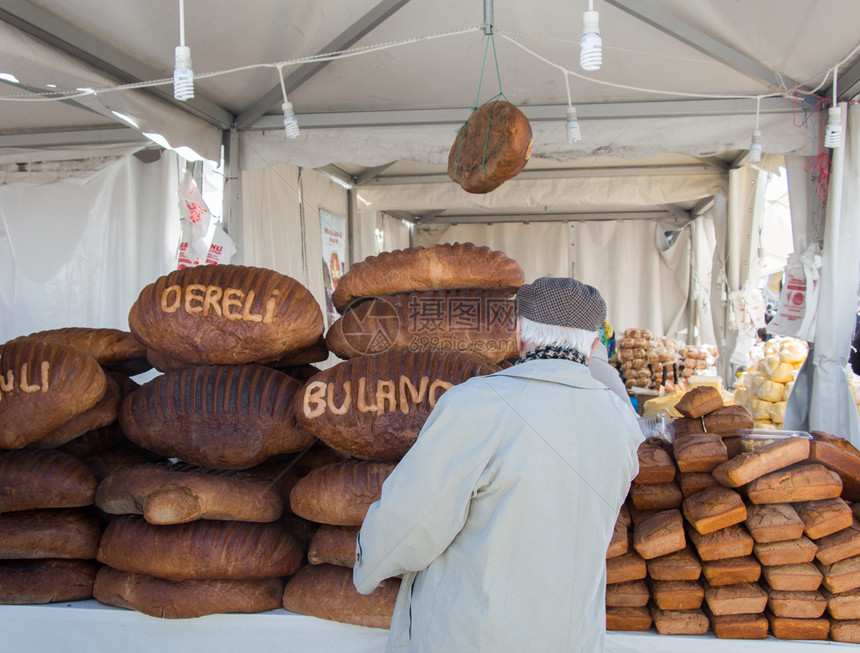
[748,129,762,163]
[283,101,300,139]
[173,0,194,101]
[566,106,582,143]
[825,106,843,149]
[580,3,602,71]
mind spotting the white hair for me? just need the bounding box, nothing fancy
[518,316,598,357]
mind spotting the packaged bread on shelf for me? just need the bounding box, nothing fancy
[129,265,324,365]
[0,449,96,512]
[0,559,98,605]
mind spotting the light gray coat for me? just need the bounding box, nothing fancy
[354,359,643,652]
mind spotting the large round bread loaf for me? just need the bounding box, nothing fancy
[447,100,533,194]
[97,515,303,580]
[120,364,314,469]
[296,348,499,461]
[325,290,517,363]
[290,460,396,526]
[308,525,360,567]
[0,341,107,449]
[0,559,98,604]
[0,449,96,512]
[94,566,284,618]
[31,375,122,449]
[282,564,398,629]
[128,265,323,365]
[330,243,523,312]
[1,327,148,374]
[0,509,103,559]
[95,462,284,524]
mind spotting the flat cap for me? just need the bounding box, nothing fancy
[516,277,606,331]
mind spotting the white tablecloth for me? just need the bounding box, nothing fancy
[0,601,855,652]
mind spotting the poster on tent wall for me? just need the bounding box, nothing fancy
[319,209,347,326]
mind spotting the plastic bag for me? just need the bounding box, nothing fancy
[177,171,212,269]
[768,243,822,341]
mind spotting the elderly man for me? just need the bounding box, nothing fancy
[353,277,643,652]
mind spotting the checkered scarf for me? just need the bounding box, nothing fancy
[516,345,588,366]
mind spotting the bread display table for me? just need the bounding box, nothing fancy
[0,602,856,652]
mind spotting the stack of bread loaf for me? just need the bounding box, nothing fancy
[284,244,519,627]
[0,327,160,606]
[615,331,713,393]
[608,385,860,642]
[733,336,808,429]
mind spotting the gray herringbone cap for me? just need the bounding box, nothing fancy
[516,277,607,330]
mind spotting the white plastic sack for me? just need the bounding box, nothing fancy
[177,171,212,269]
[768,242,822,341]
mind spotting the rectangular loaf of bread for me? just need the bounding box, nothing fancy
[822,587,860,619]
[815,519,860,565]
[675,386,724,419]
[701,555,761,586]
[605,580,649,607]
[745,464,843,504]
[688,524,754,561]
[682,486,747,535]
[766,589,827,619]
[809,438,860,502]
[634,442,676,484]
[629,481,683,511]
[632,509,686,560]
[708,612,769,639]
[649,606,709,635]
[830,619,860,644]
[766,613,830,640]
[817,555,860,594]
[673,433,727,473]
[745,503,805,544]
[712,437,810,488]
[606,550,647,585]
[605,606,652,631]
[678,471,721,498]
[650,579,704,611]
[762,562,823,592]
[646,546,702,581]
[754,536,818,566]
[794,497,853,540]
[703,580,768,615]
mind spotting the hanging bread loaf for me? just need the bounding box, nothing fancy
[289,460,396,526]
[0,340,107,449]
[296,348,499,461]
[0,327,149,375]
[447,100,533,194]
[120,364,314,469]
[0,509,103,559]
[325,290,517,363]
[128,265,324,365]
[93,566,284,618]
[95,462,284,524]
[31,375,122,449]
[0,559,98,604]
[97,515,303,580]
[282,563,398,629]
[330,243,524,313]
[0,449,96,512]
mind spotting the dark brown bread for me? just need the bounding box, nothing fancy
[629,481,682,511]
[120,365,314,470]
[830,619,860,644]
[57,422,124,458]
[712,436,810,488]
[673,433,727,473]
[703,580,768,615]
[809,440,860,501]
[708,612,769,639]
[649,606,709,635]
[682,486,747,534]
[0,509,102,559]
[817,554,860,594]
[650,580,704,610]
[678,471,721,498]
[766,589,827,618]
[762,562,823,592]
[795,497,853,539]
[632,509,686,560]
[605,580,649,607]
[1,327,147,371]
[282,563,398,629]
[296,348,499,461]
[447,102,533,194]
[815,519,860,565]
[129,265,324,365]
[745,464,842,504]
[703,404,754,436]
[326,290,517,363]
[646,547,702,581]
[822,587,860,619]
[83,444,165,483]
[289,460,396,526]
[633,442,675,484]
[675,386,723,419]
[0,449,96,511]
[606,550,647,584]
[0,559,97,604]
[32,375,122,448]
[745,503,805,543]
[753,536,818,566]
[701,555,761,586]
[331,243,524,312]
[0,340,106,449]
[605,606,652,631]
[95,462,284,524]
[766,613,830,640]
[308,525,359,568]
[97,515,303,580]
[94,566,284,618]
[688,523,754,561]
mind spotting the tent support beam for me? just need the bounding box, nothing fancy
[417,210,681,225]
[234,0,413,129]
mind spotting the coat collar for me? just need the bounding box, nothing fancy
[493,358,608,390]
